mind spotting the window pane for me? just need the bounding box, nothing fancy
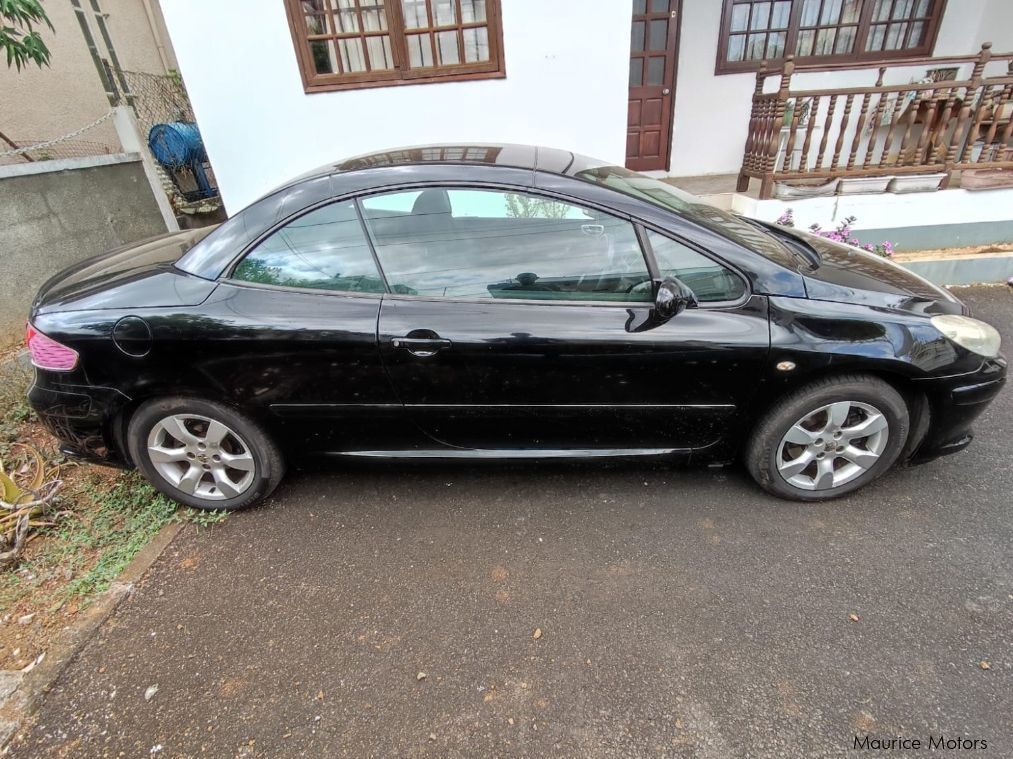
[883,22,902,50]
[339,37,367,72]
[908,20,926,46]
[727,33,746,62]
[746,33,767,60]
[433,0,456,25]
[800,0,820,26]
[649,19,668,50]
[914,0,929,16]
[771,1,791,28]
[872,0,891,21]
[834,25,856,54]
[631,20,646,51]
[366,35,394,70]
[436,30,460,64]
[629,58,643,85]
[234,202,384,294]
[461,0,486,23]
[361,2,388,32]
[750,2,771,30]
[646,56,665,85]
[796,28,815,56]
[336,8,360,33]
[462,25,489,62]
[820,0,843,24]
[814,27,837,55]
[651,0,670,12]
[866,24,886,50]
[305,12,329,35]
[730,4,749,32]
[767,30,786,58]
[647,231,745,303]
[406,33,433,67]
[310,40,338,74]
[362,189,651,302]
[892,0,915,19]
[401,0,428,29]
[841,0,861,23]
[633,0,647,14]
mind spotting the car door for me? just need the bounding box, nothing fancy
[362,186,770,452]
[195,199,417,454]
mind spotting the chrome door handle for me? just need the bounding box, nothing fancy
[662,88,671,95]
[391,337,452,357]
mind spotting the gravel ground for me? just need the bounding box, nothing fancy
[8,285,1012,759]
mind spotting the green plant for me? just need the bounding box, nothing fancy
[0,0,54,71]
[775,208,895,258]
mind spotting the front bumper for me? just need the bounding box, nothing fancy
[28,377,131,467]
[908,356,1007,464]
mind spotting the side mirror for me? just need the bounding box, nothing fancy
[654,277,698,320]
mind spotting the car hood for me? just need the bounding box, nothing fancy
[32,227,219,315]
[795,232,966,317]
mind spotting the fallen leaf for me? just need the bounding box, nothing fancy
[144,684,158,701]
[428,733,437,742]
[532,628,542,640]
[979,660,990,670]
[508,718,515,726]
[316,690,324,700]
[848,613,860,622]
[417,671,427,681]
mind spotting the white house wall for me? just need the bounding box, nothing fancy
[159,0,633,213]
[671,0,1013,178]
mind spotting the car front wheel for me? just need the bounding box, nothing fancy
[127,397,284,511]
[746,375,910,501]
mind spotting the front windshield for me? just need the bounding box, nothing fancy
[573,165,799,269]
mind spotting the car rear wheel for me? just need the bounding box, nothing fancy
[127,397,284,511]
[746,375,909,501]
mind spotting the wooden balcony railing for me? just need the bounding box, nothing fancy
[737,43,1013,199]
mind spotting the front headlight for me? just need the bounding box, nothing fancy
[931,315,1002,358]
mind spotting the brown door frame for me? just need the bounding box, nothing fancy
[626,0,682,172]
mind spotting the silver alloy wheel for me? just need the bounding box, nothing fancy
[146,414,256,501]
[775,401,889,491]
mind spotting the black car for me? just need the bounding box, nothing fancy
[27,145,1005,509]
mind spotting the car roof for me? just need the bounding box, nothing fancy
[274,143,603,193]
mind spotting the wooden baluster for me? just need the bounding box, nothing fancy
[949,42,992,172]
[799,95,819,172]
[738,62,768,192]
[817,95,838,169]
[998,62,1013,161]
[964,85,995,164]
[830,93,854,170]
[847,93,873,170]
[930,86,960,164]
[861,68,888,168]
[897,90,923,165]
[784,97,802,172]
[980,84,1010,162]
[760,56,794,199]
[878,90,904,166]
[914,85,942,165]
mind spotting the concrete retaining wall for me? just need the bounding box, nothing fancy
[0,154,168,344]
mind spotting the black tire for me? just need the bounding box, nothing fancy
[127,397,284,511]
[745,375,909,501]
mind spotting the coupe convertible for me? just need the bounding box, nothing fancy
[27,144,1005,509]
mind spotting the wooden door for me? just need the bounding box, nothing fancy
[626,0,681,172]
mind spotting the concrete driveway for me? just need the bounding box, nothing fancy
[10,287,1012,758]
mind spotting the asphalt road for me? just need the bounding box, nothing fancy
[10,286,1013,758]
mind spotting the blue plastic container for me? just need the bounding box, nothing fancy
[148,122,205,168]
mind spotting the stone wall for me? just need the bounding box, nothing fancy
[0,154,168,344]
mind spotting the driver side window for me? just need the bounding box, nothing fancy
[360,188,652,302]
